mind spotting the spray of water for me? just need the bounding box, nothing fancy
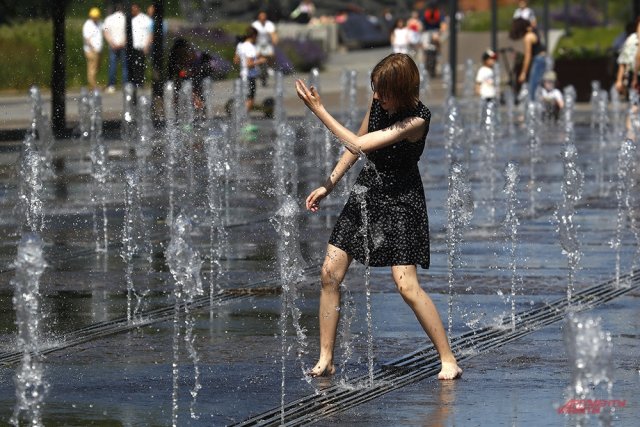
[178,80,196,202]
[562,314,615,425]
[441,63,452,105]
[89,91,109,254]
[10,233,48,427]
[613,139,637,287]
[352,184,375,386]
[444,97,465,166]
[121,172,149,323]
[166,214,204,424]
[273,123,299,199]
[134,95,154,266]
[462,59,475,101]
[232,78,247,145]
[418,62,430,100]
[202,77,215,120]
[502,163,520,330]
[137,95,154,160]
[270,197,308,420]
[337,280,356,382]
[596,89,609,195]
[205,125,229,297]
[525,100,541,216]
[589,81,601,130]
[563,86,577,142]
[77,87,91,140]
[555,140,584,303]
[122,83,137,155]
[446,163,473,336]
[273,70,286,129]
[17,134,44,233]
[164,81,178,225]
[480,98,498,222]
[503,87,516,136]
[609,85,623,140]
[28,86,54,176]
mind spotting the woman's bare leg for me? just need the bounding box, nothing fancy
[309,244,352,377]
[391,265,462,380]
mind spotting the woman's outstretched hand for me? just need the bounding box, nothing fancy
[306,186,330,212]
[518,72,526,84]
[296,79,322,113]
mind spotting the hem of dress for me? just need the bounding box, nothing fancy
[355,259,431,269]
[330,241,430,269]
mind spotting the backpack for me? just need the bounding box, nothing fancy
[424,8,441,26]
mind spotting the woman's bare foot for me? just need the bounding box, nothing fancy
[307,361,336,377]
[437,361,462,380]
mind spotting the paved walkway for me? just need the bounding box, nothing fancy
[0,30,566,135]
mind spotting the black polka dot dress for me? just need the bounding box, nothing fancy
[329,99,431,268]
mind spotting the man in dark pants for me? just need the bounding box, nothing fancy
[103,2,127,92]
[129,3,152,87]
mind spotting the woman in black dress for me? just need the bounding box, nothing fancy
[295,53,462,380]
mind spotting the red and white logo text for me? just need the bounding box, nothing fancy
[557,399,627,415]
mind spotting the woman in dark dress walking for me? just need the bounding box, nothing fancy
[295,53,462,380]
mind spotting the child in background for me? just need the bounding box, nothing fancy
[407,11,424,62]
[475,49,498,105]
[512,0,536,27]
[540,70,564,121]
[390,18,410,54]
[234,26,267,112]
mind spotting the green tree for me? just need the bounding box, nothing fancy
[0,0,52,24]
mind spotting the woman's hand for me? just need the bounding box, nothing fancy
[305,186,330,212]
[518,72,526,84]
[295,79,322,113]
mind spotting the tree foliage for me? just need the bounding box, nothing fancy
[0,0,54,24]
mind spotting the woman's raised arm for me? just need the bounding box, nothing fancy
[295,79,425,154]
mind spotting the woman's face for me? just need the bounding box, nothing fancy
[371,79,397,113]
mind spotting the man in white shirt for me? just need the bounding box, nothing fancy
[130,3,152,87]
[102,3,127,92]
[83,7,103,90]
[251,11,278,86]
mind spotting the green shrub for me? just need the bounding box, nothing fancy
[0,20,52,90]
[460,7,515,32]
[0,18,110,91]
[553,26,621,59]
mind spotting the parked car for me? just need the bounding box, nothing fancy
[337,11,390,50]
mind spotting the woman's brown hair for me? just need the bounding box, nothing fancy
[370,53,420,112]
[509,17,531,40]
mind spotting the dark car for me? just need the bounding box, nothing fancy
[337,12,390,50]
